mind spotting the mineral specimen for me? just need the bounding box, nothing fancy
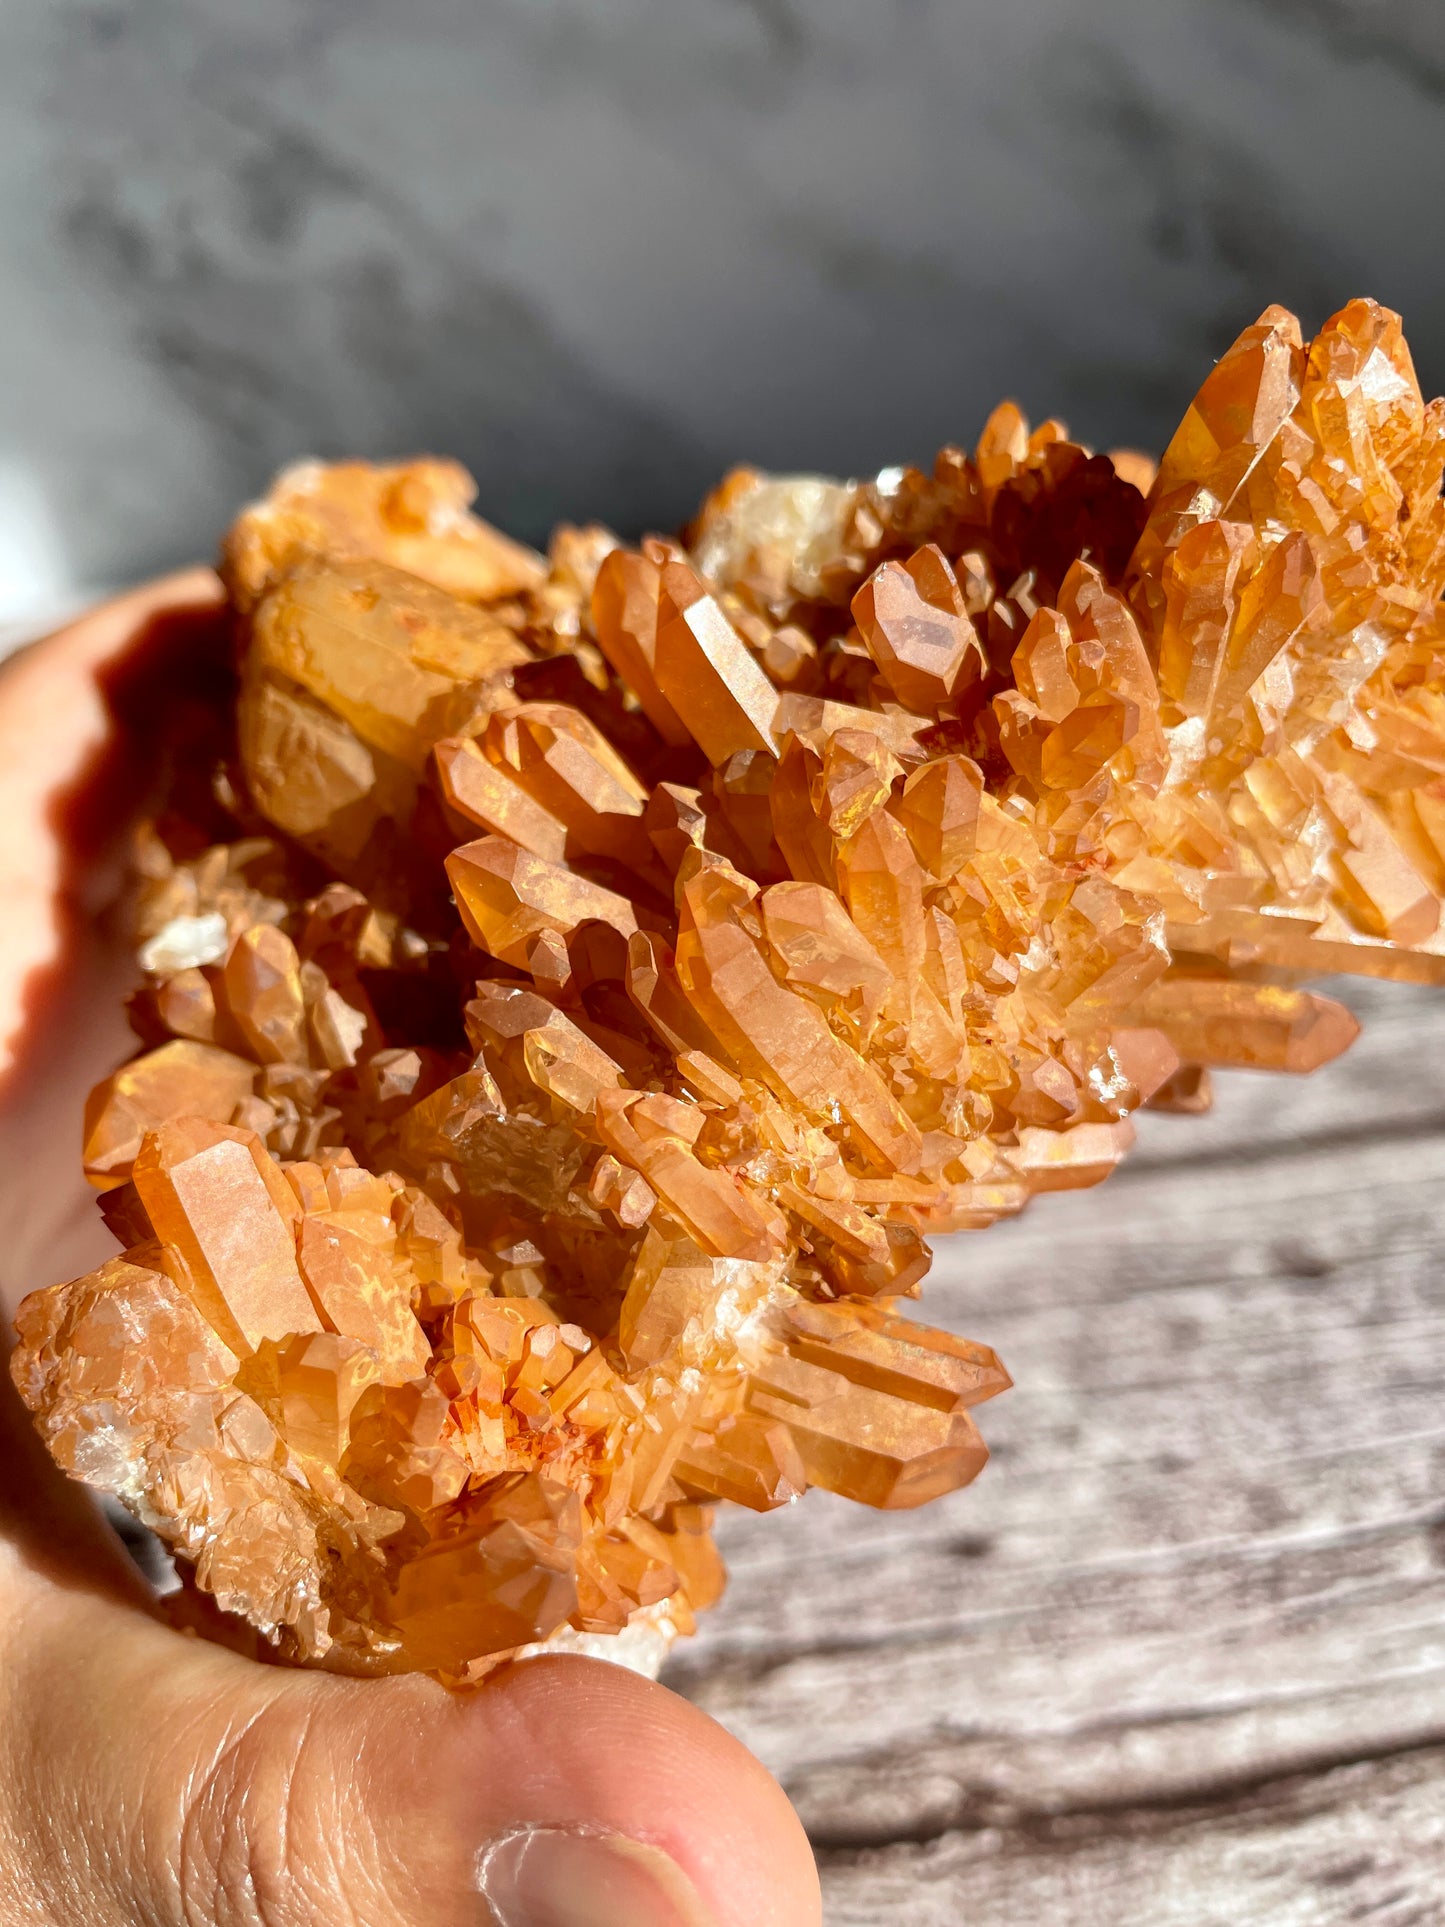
[13,302,1445,1681]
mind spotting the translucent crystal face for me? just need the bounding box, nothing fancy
[12,299,1445,1682]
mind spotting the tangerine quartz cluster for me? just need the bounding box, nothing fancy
[14,299,1445,1680]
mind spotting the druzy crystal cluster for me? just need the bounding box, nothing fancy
[13,300,1445,1679]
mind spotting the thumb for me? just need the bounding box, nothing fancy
[1,1568,820,1927]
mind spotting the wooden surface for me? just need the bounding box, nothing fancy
[664,978,1445,1924]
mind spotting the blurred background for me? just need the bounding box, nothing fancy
[2,0,1444,626]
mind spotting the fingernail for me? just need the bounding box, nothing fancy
[476,1825,719,1927]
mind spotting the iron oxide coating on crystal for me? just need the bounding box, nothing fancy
[12,302,1445,1680]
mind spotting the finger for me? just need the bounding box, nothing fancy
[1,1578,821,1927]
[0,567,226,1095]
[460,1657,818,1926]
[0,574,226,1581]
[0,567,231,1332]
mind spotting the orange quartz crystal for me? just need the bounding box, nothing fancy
[13,302,1445,1680]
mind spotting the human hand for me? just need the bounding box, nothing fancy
[0,576,822,1927]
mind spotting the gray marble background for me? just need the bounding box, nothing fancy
[1,0,1442,622]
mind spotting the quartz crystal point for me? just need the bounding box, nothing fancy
[14,299,1445,1681]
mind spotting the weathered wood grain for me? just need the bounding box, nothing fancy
[665,981,1445,1922]
[817,1745,1445,1927]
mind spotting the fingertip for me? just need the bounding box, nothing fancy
[0,567,230,1103]
[450,1656,821,1927]
[19,568,224,663]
